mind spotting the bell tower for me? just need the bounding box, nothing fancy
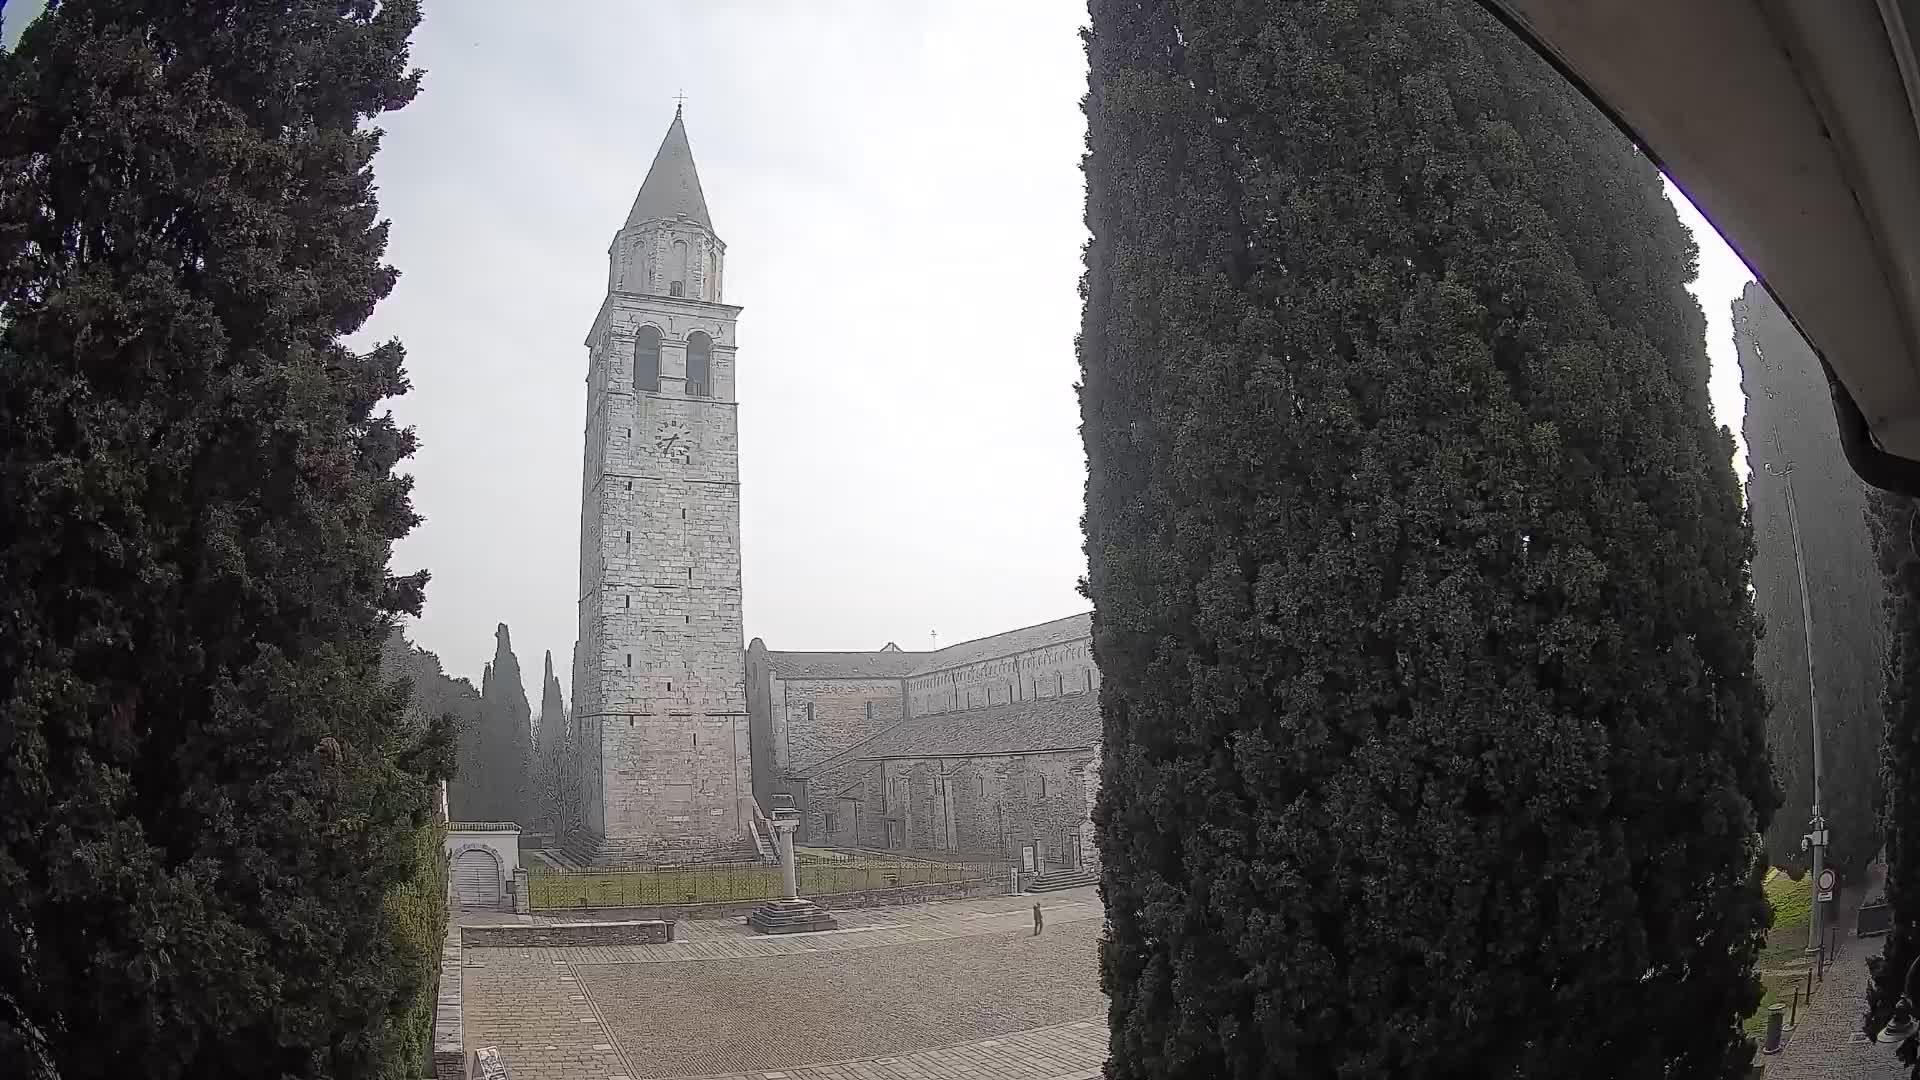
[573,107,751,862]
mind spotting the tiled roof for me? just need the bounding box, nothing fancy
[793,693,1099,774]
[762,611,1093,684]
[767,650,926,680]
[908,613,1091,676]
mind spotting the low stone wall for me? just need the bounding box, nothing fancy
[433,922,464,1080]
[461,919,675,948]
[537,874,1005,923]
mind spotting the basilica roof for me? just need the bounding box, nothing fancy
[839,691,1100,764]
[766,650,925,680]
[905,612,1091,677]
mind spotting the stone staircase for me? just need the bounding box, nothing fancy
[1027,868,1098,893]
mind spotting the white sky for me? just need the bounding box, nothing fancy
[5,2,1756,701]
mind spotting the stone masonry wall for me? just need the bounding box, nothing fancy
[772,676,905,775]
[858,749,1096,869]
[905,638,1099,719]
[460,920,675,948]
[576,227,750,861]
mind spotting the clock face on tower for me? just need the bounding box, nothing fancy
[652,419,693,464]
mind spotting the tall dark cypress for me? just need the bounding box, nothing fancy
[1868,490,1920,1052]
[1737,283,1885,879]
[385,629,485,820]
[479,623,533,825]
[533,650,569,834]
[1079,2,1773,1077]
[0,2,443,1077]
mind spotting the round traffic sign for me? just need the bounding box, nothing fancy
[1819,868,1837,892]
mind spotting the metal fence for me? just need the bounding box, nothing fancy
[527,853,1012,911]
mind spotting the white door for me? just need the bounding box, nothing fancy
[453,849,501,910]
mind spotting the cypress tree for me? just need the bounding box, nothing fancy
[0,2,443,1077]
[1737,283,1885,879]
[1080,2,1772,1076]
[533,650,568,835]
[478,623,533,825]
[383,629,484,820]
[1868,490,1920,1044]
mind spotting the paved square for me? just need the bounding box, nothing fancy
[462,889,1109,1080]
[580,923,1101,1077]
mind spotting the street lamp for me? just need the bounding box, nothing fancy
[1763,455,1829,958]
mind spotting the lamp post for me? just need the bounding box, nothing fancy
[1764,455,1828,955]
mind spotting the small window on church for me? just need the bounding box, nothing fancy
[671,239,689,294]
[670,281,684,297]
[686,331,712,398]
[635,325,661,393]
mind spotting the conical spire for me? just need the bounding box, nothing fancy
[625,109,712,231]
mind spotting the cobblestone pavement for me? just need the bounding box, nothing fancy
[1762,889,1906,1080]
[678,1018,1108,1080]
[462,889,1107,1080]
[581,923,1103,1078]
[459,950,629,1080]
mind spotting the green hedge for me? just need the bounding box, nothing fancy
[381,820,449,1078]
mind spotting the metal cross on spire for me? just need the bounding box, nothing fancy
[673,89,687,116]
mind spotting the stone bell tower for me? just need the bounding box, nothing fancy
[572,107,752,863]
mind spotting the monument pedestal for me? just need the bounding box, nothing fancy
[748,896,839,934]
[749,809,838,934]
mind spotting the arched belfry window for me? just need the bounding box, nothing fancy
[670,239,689,297]
[686,331,711,398]
[634,326,661,393]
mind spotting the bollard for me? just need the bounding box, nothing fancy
[1033,901,1044,936]
[1762,1003,1786,1054]
[1790,985,1800,1028]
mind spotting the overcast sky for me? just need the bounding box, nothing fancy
[6,2,1754,702]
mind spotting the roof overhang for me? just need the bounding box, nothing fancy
[1478,0,1920,493]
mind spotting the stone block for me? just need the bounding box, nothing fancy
[747,897,839,935]
[460,919,675,948]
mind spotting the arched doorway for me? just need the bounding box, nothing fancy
[452,847,503,910]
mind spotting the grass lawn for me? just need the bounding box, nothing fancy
[1745,970,1802,1036]
[1756,869,1816,972]
[528,855,994,910]
[1742,869,1818,1036]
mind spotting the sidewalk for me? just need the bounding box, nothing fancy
[1762,887,1905,1079]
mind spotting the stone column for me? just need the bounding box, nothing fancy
[748,807,837,935]
[775,816,799,900]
